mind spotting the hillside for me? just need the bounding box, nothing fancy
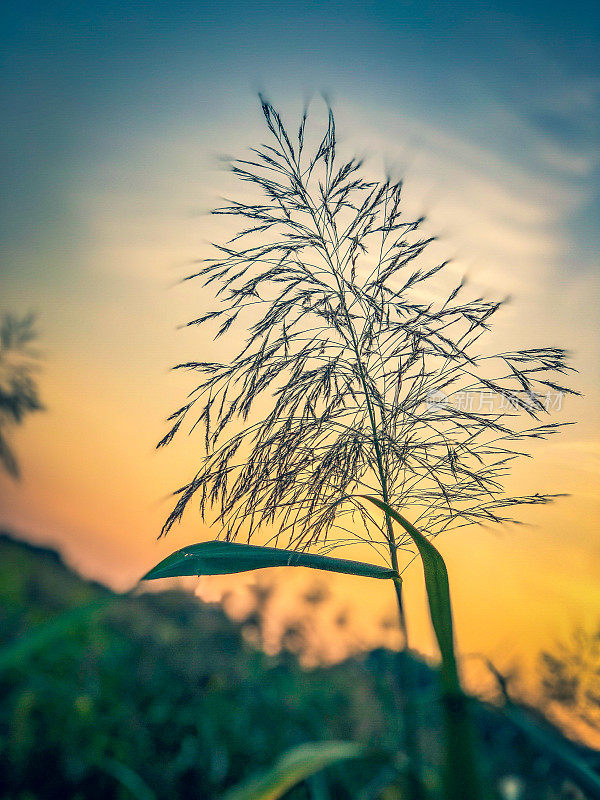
[0,531,597,799]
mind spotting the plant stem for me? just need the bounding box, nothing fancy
[299,188,427,799]
[391,577,427,800]
[327,267,426,799]
[440,690,482,800]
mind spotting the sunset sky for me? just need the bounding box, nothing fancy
[1,0,599,700]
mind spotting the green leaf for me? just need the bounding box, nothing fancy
[142,540,397,581]
[357,496,484,800]
[0,596,116,672]
[357,495,458,692]
[221,741,362,800]
[99,758,156,800]
[502,705,600,798]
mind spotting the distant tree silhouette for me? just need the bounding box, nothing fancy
[0,312,43,477]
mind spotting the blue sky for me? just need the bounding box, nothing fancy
[1,0,598,289]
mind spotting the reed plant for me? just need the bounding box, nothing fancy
[147,99,576,799]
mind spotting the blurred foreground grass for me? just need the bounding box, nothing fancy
[0,531,598,799]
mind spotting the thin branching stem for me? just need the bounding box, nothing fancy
[160,96,576,574]
[159,98,577,800]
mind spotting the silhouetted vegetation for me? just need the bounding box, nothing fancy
[154,99,578,799]
[161,100,575,551]
[1,533,598,799]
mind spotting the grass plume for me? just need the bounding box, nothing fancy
[159,98,576,567]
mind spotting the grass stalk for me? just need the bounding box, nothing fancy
[322,203,427,799]
[154,96,576,800]
[362,497,484,800]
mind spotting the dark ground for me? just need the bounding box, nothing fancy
[0,532,598,799]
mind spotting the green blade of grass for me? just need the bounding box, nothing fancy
[99,758,156,800]
[502,706,600,798]
[357,495,484,800]
[0,595,116,672]
[142,540,397,581]
[221,741,362,800]
[357,495,457,692]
